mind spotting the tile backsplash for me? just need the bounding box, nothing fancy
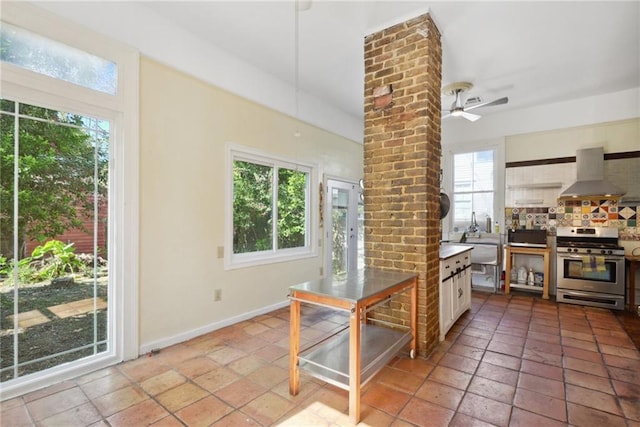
[505,199,639,240]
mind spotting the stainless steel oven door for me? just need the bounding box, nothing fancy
[557,253,625,295]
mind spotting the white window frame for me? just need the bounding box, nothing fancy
[225,144,317,270]
[0,2,139,400]
[442,139,505,238]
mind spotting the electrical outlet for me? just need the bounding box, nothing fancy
[214,289,222,301]
[216,246,224,259]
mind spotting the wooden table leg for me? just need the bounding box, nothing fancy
[289,298,300,396]
[348,303,361,424]
[504,247,512,295]
[542,250,550,300]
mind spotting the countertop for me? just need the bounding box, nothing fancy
[289,268,417,303]
[440,244,473,260]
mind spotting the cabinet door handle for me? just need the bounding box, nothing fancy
[458,288,463,298]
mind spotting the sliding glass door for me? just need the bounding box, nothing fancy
[0,99,111,382]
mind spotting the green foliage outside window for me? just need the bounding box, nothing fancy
[0,100,108,260]
[277,168,307,249]
[232,160,273,253]
[233,159,308,255]
[3,240,87,284]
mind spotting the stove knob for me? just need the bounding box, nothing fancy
[608,250,613,255]
[586,249,591,254]
[600,250,606,255]
[573,248,579,253]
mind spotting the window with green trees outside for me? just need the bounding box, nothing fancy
[232,154,310,263]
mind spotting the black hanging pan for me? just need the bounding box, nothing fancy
[440,192,450,219]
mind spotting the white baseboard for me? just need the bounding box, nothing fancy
[138,299,289,355]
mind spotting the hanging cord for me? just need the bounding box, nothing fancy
[294,0,300,124]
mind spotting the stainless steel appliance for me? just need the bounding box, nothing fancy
[559,147,625,198]
[556,226,625,310]
[508,229,547,248]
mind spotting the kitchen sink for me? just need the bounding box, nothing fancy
[440,240,500,265]
[442,235,501,292]
[468,242,500,265]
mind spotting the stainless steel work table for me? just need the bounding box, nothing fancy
[289,269,418,424]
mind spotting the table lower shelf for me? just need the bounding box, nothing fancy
[298,324,411,390]
[509,282,544,293]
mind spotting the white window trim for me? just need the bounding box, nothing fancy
[0,3,139,400]
[442,139,505,239]
[225,143,317,270]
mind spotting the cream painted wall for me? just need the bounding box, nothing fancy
[139,57,363,350]
[505,118,640,162]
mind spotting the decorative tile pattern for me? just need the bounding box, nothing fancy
[620,207,636,219]
[504,199,639,240]
[534,214,547,226]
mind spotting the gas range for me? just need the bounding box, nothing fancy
[556,226,626,310]
[556,244,625,257]
[556,227,625,257]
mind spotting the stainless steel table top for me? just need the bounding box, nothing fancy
[289,268,417,303]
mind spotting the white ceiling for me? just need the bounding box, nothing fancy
[142,1,640,128]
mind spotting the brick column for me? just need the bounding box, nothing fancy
[363,14,442,355]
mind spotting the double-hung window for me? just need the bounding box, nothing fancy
[227,148,313,268]
[452,149,495,232]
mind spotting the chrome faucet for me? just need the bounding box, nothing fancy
[467,211,479,233]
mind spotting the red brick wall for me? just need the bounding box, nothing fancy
[363,14,442,356]
[25,201,108,258]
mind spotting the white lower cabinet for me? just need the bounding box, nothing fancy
[439,247,472,341]
[440,275,453,337]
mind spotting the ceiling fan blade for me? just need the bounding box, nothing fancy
[461,111,481,122]
[464,96,508,112]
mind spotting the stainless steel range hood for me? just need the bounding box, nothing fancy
[559,147,625,198]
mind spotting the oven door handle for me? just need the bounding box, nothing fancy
[558,254,622,263]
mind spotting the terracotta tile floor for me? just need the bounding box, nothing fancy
[2,292,640,426]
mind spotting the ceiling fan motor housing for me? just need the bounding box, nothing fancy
[441,81,473,96]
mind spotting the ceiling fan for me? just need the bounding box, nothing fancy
[441,82,508,122]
